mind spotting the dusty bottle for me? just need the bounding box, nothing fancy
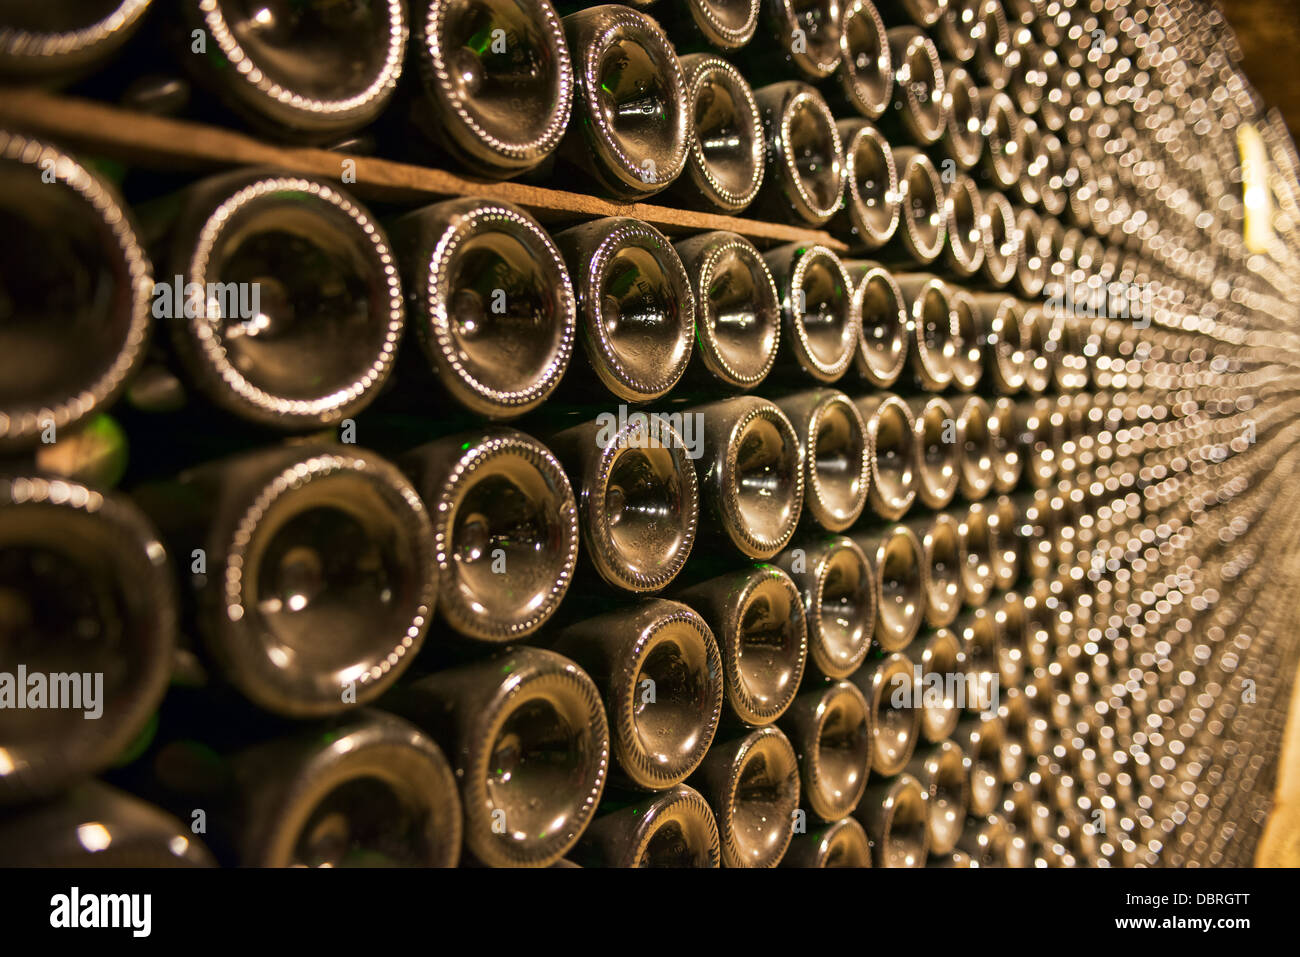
[953,711,1004,817]
[690,726,801,867]
[774,389,869,530]
[854,394,918,520]
[955,395,995,500]
[891,148,947,264]
[958,501,998,606]
[752,81,845,226]
[386,646,609,867]
[970,293,1027,392]
[747,0,843,81]
[942,174,987,279]
[835,120,900,252]
[0,475,175,805]
[176,0,409,141]
[409,0,573,177]
[572,784,721,866]
[977,188,1021,287]
[402,427,577,641]
[133,443,437,717]
[774,535,876,679]
[554,217,695,403]
[677,564,808,726]
[831,0,893,120]
[559,5,689,197]
[894,273,957,392]
[947,286,984,391]
[146,709,463,866]
[780,680,872,821]
[0,133,154,450]
[552,599,723,789]
[933,0,982,62]
[936,64,985,172]
[675,232,781,391]
[907,395,959,511]
[0,781,214,866]
[764,242,859,383]
[149,169,407,430]
[847,262,909,388]
[669,54,766,214]
[909,513,965,629]
[885,27,946,146]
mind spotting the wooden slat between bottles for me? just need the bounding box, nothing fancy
[0,88,846,250]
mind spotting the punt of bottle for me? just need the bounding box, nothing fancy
[978,189,1021,287]
[780,814,871,866]
[938,64,984,171]
[905,738,969,856]
[907,394,958,510]
[765,242,858,383]
[774,535,875,679]
[554,599,723,789]
[394,197,576,419]
[834,0,892,120]
[752,81,845,226]
[0,475,176,804]
[835,119,900,251]
[672,54,766,213]
[847,261,908,388]
[402,428,578,641]
[959,501,997,605]
[386,646,609,867]
[857,770,928,866]
[572,783,721,866]
[892,147,947,264]
[885,26,946,145]
[0,133,154,449]
[850,650,921,775]
[781,678,871,822]
[909,513,964,628]
[775,389,869,530]
[752,0,843,81]
[855,394,917,520]
[943,175,987,279]
[411,0,574,177]
[0,0,154,80]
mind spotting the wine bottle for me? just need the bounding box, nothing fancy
[572,784,720,866]
[667,0,761,51]
[955,395,995,501]
[152,168,406,429]
[936,64,985,171]
[748,0,842,81]
[970,0,1012,90]
[913,624,967,741]
[401,427,577,641]
[670,54,766,214]
[977,188,1020,288]
[847,262,908,388]
[385,646,609,867]
[774,389,869,531]
[133,442,436,717]
[554,217,695,403]
[779,680,872,821]
[988,398,1024,493]
[947,286,984,391]
[834,119,900,252]
[906,395,959,511]
[689,725,800,867]
[885,27,946,146]
[970,292,1027,392]
[0,0,154,80]
[677,564,808,726]
[872,0,944,28]
[0,133,154,450]
[988,492,1022,588]
[905,739,969,856]
[751,81,845,226]
[0,781,214,866]
[953,711,1004,817]
[1011,205,1047,299]
[850,651,921,776]
[856,771,929,867]
[942,173,987,279]
[675,231,781,391]
[1013,397,1061,489]
[854,394,917,520]
[832,0,892,120]
[958,501,997,606]
[409,0,574,177]
[0,475,175,805]
[894,273,957,392]
[552,599,723,789]
[176,0,409,141]
[764,242,858,383]
[976,89,1025,192]
[773,535,875,679]
[933,0,981,62]
[892,147,947,264]
[687,395,804,559]
[780,815,871,866]
[908,514,965,629]
[853,525,926,652]
[559,5,689,197]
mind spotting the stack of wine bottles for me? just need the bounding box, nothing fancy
[2,0,1300,868]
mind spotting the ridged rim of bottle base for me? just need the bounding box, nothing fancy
[688,0,759,50]
[912,395,958,509]
[945,175,986,278]
[843,123,900,247]
[796,816,872,867]
[623,785,721,866]
[578,9,689,190]
[866,396,917,520]
[254,713,462,867]
[465,659,609,866]
[872,526,926,649]
[0,0,151,64]
[716,727,800,867]
[425,202,576,416]
[612,608,723,788]
[586,219,694,400]
[692,234,780,388]
[180,174,405,427]
[724,567,807,724]
[899,152,947,263]
[587,417,700,592]
[909,277,955,391]
[808,537,877,677]
[980,190,1019,287]
[867,656,922,776]
[853,266,909,387]
[432,433,578,640]
[775,0,842,78]
[684,56,765,211]
[198,0,407,132]
[0,476,176,801]
[896,31,947,143]
[839,0,893,119]
[802,680,872,820]
[788,245,857,381]
[921,517,963,628]
[778,89,844,224]
[942,65,984,169]
[220,451,437,712]
[956,394,995,500]
[0,133,153,447]
[947,286,984,389]
[421,0,573,166]
[916,627,963,735]
[987,296,1027,390]
[720,404,805,558]
[803,392,870,530]
[919,739,969,854]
